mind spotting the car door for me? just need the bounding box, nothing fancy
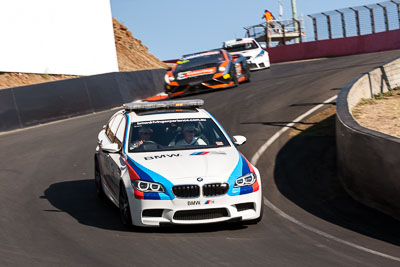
[108,114,128,198]
[99,112,124,199]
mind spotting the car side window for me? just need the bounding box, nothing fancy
[115,116,127,149]
[106,114,117,141]
[107,113,124,143]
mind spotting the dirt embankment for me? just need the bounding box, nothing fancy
[352,89,400,138]
[0,18,168,90]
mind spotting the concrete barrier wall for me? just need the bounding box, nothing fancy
[336,57,400,220]
[163,30,400,65]
[0,69,166,132]
[267,29,400,63]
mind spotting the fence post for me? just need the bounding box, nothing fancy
[308,15,318,41]
[390,0,400,29]
[295,19,303,43]
[377,3,389,31]
[335,10,346,37]
[322,12,332,39]
[264,24,271,48]
[244,28,250,38]
[350,8,361,35]
[364,5,375,34]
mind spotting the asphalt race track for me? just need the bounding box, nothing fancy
[1,50,400,266]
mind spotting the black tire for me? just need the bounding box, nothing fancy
[245,67,251,82]
[231,68,239,87]
[119,184,133,227]
[95,159,105,198]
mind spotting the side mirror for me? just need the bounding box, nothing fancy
[232,135,247,146]
[260,43,267,49]
[101,143,120,153]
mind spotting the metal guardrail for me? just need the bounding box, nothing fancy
[245,0,400,47]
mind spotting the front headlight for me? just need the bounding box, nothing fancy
[132,180,165,193]
[234,173,256,187]
[218,66,226,72]
[164,74,170,84]
[164,74,175,84]
[255,50,265,59]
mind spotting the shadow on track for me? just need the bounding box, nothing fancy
[43,180,247,233]
[273,114,400,246]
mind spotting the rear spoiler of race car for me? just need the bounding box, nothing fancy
[123,99,204,112]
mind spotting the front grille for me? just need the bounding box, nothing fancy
[173,208,228,220]
[203,183,229,197]
[249,63,257,69]
[203,79,224,86]
[172,185,200,198]
[175,74,215,86]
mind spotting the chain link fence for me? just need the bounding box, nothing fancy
[245,1,400,47]
[305,0,400,41]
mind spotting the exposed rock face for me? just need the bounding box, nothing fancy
[113,18,168,71]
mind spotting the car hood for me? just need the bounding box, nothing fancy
[229,50,259,58]
[173,63,220,76]
[127,147,239,181]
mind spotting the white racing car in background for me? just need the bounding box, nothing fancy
[223,38,270,71]
[95,99,263,227]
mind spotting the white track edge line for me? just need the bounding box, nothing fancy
[252,94,400,262]
[263,197,400,262]
[251,95,337,165]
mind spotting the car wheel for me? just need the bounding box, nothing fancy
[231,68,239,87]
[119,184,133,226]
[246,70,251,83]
[95,160,105,198]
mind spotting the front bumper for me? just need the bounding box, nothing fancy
[247,54,270,70]
[128,189,262,227]
[165,76,236,94]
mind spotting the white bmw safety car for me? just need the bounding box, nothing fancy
[95,99,263,227]
[223,38,270,71]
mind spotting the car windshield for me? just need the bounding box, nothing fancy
[128,118,230,152]
[175,51,224,71]
[224,41,258,52]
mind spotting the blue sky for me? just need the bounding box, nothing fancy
[110,0,387,60]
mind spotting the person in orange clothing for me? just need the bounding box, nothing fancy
[262,9,276,33]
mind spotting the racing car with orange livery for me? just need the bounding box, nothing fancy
[164,49,250,96]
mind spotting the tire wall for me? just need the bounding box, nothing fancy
[336,57,400,220]
[0,69,166,132]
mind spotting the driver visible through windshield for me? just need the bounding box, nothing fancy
[128,118,230,152]
[224,41,258,52]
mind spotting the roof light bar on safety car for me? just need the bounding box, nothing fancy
[123,99,204,112]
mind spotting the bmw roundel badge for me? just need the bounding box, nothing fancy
[197,177,203,182]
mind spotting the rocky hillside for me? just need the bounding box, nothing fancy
[113,18,168,71]
[0,18,168,89]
